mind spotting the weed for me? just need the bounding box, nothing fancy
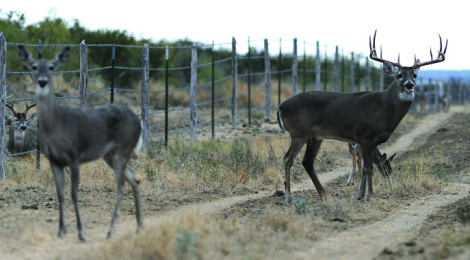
[175,227,201,259]
[292,193,309,214]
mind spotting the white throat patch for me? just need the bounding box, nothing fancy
[35,84,51,97]
[399,90,415,102]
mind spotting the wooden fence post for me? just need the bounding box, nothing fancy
[315,41,321,91]
[231,37,238,128]
[264,39,272,121]
[333,45,339,92]
[190,45,198,139]
[350,52,355,92]
[0,33,6,181]
[79,40,88,109]
[141,44,150,150]
[292,38,298,96]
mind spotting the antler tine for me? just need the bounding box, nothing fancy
[25,102,36,112]
[413,34,448,68]
[368,30,402,68]
[5,103,16,114]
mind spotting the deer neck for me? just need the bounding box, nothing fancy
[382,80,413,129]
[35,85,58,132]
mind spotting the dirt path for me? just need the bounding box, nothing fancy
[294,181,470,259]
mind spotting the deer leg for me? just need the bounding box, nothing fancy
[123,166,144,232]
[347,153,357,185]
[357,145,374,201]
[51,164,67,238]
[302,138,325,200]
[283,137,307,204]
[69,161,86,242]
[104,154,126,239]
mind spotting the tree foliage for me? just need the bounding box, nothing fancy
[1,10,384,92]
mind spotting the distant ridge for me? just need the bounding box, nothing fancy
[418,70,470,82]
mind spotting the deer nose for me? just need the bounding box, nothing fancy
[20,125,26,131]
[404,81,414,89]
[38,80,48,88]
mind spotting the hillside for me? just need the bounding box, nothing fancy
[418,69,470,82]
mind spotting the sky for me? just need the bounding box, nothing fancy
[1,0,467,70]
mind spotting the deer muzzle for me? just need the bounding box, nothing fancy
[38,79,48,88]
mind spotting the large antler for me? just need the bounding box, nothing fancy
[25,102,36,113]
[412,34,448,69]
[369,29,402,69]
[6,103,17,115]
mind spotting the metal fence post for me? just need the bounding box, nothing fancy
[323,45,327,91]
[365,57,370,92]
[164,46,169,147]
[0,33,6,181]
[350,52,355,92]
[247,37,252,126]
[111,44,115,103]
[278,38,282,105]
[211,41,215,137]
[303,40,306,92]
[315,41,321,91]
[334,45,339,92]
[79,40,88,109]
[141,44,150,150]
[231,37,237,128]
[292,38,298,96]
[264,39,272,121]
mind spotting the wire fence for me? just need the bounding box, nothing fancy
[0,33,467,180]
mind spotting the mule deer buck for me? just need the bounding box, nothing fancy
[347,143,396,185]
[277,30,447,203]
[18,45,144,242]
[5,102,37,155]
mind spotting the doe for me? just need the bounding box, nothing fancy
[18,45,144,242]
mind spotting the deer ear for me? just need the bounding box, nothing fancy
[389,153,396,162]
[27,112,37,121]
[52,47,71,68]
[383,62,398,77]
[18,45,35,68]
[5,110,15,122]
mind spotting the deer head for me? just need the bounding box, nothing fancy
[18,45,70,97]
[6,102,37,131]
[369,30,448,101]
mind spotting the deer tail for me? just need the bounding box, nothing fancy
[277,109,286,132]
[133,121,144,154]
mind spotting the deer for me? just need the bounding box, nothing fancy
[347,143,396,185]
[18,45,144,242]
[277,30,447,203]
[5,102,37,155]
[439,93,452,113]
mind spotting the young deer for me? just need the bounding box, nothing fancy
[277,30,447,203]
[347,143,396,185]
[5,102,37,155]
[18,46,144,242]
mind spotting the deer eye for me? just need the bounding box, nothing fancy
[413,74,417,78]
[31,65,38,70]
[397,74,403,79]
[49,65,55,71]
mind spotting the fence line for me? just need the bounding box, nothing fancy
[0,32,466,180]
